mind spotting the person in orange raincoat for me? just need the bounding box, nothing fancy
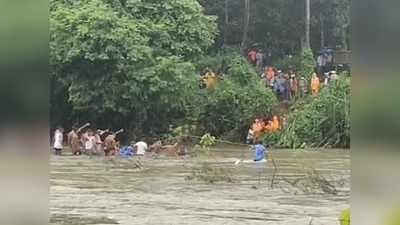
[311,72,320,96]
[264,119,273,133]
[271,116,280,131]
[266,67,275,80]
[251,119,265,141]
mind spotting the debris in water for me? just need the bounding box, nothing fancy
[185,163,236,184]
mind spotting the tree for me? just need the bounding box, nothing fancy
[199,0,350,56]
[50,0,218,136]
[304,0,311,49]
[224,0,229,45]
[241,0,250,52]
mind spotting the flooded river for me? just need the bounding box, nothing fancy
[50,146,350,225]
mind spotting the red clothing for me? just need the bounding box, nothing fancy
[248,50,257,62]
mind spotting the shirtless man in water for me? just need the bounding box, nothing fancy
[67,123,90,156]
[94,129,109,155]
[103,129,124,156]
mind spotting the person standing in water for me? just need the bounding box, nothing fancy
[84,129,97,156]
[134,139,148,156]
[251,141,267,162]
[53,126,64,156]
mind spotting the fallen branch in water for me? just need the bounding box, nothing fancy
[268,158,338,195]
[269,151,278,189]
[185,162,236,184]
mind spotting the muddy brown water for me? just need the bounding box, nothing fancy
[50,146,350,225]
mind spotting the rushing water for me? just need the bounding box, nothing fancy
[49,146,350,225]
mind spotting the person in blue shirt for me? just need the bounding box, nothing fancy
[252,141,268,162]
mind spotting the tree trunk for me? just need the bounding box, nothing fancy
[304,0,311,50]
[241,0,250,53]
[320,12,325,48]
[224,0,229,45]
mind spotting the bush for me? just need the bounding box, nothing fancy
[195,80,277,140]
[195,47,240,74]
[50,0,218,139]
[226,55,259,86]
[273,54,301,72]
[339,208,350,225]
[299,48,316,79]
[265,76,350,148]
[190,133,217,157]
[186,53,278,140]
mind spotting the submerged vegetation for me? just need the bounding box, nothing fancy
[185,163,236,184]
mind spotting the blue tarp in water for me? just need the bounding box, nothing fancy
[119,146,135,157]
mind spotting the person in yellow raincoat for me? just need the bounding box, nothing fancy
[311,72,320,96]
[202,68,218,89]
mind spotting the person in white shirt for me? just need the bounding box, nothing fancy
[330,70,339,81]
[94,129,107,155]
[53,126,64,155]
[134,140,148,156]
[84,129,97,156]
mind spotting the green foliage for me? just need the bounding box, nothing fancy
[173,52,278,141]
[300,48,316,79]
[129,0,218,59]
[199,0,350,56]
[339,208,350,225]
[265,76,350,148]
[194,55,277,139]
[273,54,301,72]
[50,0,218,136]
[227,55,259,86]
[166,124,197,143]
[199,133,216,148]
[194,47,239,74]
[191,133,217,157]
[50,0,350,147]
[262,132,281,148]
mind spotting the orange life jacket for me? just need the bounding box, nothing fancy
[266,67,275,80]
[311,76,320,91]
[271,116,280,131]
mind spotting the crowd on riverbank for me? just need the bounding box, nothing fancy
[244,48,345,145]
[247,48,341,101]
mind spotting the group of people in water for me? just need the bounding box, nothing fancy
[52,120,195,159]
[52,121,267,162]
[52,123,178,157]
